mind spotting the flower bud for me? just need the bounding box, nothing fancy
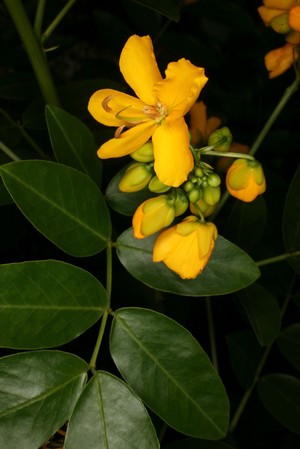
[226,158,266,202]
[130,141,154,162]
[207,173,221,187]
[208,127,232,152]
[190,198,217,218]
[188,187,202,204]
[184,180,195,193]
[153,216,218,279]
[271,12,291,34]
[148,175,171,193]
[132,195,175,239]
[118,162,153,192]
[174,189,189,216]
[202,185,221,206]
[289,6,300,32]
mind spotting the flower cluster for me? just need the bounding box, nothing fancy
[88,35,266,279]
[258,0,300,77]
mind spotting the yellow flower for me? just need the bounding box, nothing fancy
[189,101,221,147]
[226,159,266,202]
[88,35,208,187]
[132,195,175,239]
[153,216,217,279]
[265,42,299,77]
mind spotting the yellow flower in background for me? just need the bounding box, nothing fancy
[88,35,208,187]
[132,195,176,239]
[189,101,221,146]
[153,216,217,279]
[265,42,299,77]
[226,158,266,202]
[258,0,300,77]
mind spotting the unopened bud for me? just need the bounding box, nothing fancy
[208,127,232,153]
[148,176,171,193]
[271,13,291,34]
[188,187,202,204]
[118,163,153,192]
[202,185,221,206]
[207,173,221,187]
[174,189,189,216]
[130,142,154,162]
[190,198,217,218]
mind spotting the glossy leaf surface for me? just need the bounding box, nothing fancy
[46,105,102,185]
[258,374,300,435]
[277,323,300,371]
[0,351,87,449]
[116,229,260,296]
[0,260,108,349]
[0,161,111,256]
[237,283,281,346]
[65,371,159,449]
[110,307,229,439]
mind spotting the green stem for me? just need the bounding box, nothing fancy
[41,0,77,44]
[205,297,218,372]
[250,76,299,157]
[0,108,48,159]
[89,242,113,372]
[3,0,60,106]
[256,249,300,267]
[203,150,255,161]
[229,274,296,433]
[34,0,46,37]
[0,141,21,161]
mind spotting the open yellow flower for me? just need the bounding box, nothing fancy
[153,216,217,279]
[226,159,266,202]
[88,35,208,187]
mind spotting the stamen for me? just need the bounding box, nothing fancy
[143,102,167,122]
[102,95,114,112]
[115,125,125,139]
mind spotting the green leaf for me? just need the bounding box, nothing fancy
[277,323,300,371]
[110,307,230,439]
[237,283,281,346]
[0,260,108,349]
[105,163,153,216]
[226,330,263,388]
[258,374,300,435]
[45,105,102,185]
[116,228,260,296]
[65,371,160,449]
[0,351,87,449]
[0,161,111,257]
[282,163,300,273]
[130,0,180,22]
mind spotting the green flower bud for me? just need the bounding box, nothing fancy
[202,185,221,206]
[188,187,202,204]
[118,162,153,192]
[130,142,154,162]
[207,173,221,187]
[194,167,203,178]
[148,175,171,193]
[184,180,194,192]
[174,189,189,217]
[208,127,232,153]
[271,13,291,34]
[190,198,217,218]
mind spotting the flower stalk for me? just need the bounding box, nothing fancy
[3,0,60,106]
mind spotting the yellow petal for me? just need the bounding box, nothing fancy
[258,6,285,25]
[88,89,146,126]
[154,59,208,118]
[119,35,162,105]
[98,121,156,159]
[265,43,295,77]
[264,0,300,9]
[152,118,193,187]
[289,6,300,32]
